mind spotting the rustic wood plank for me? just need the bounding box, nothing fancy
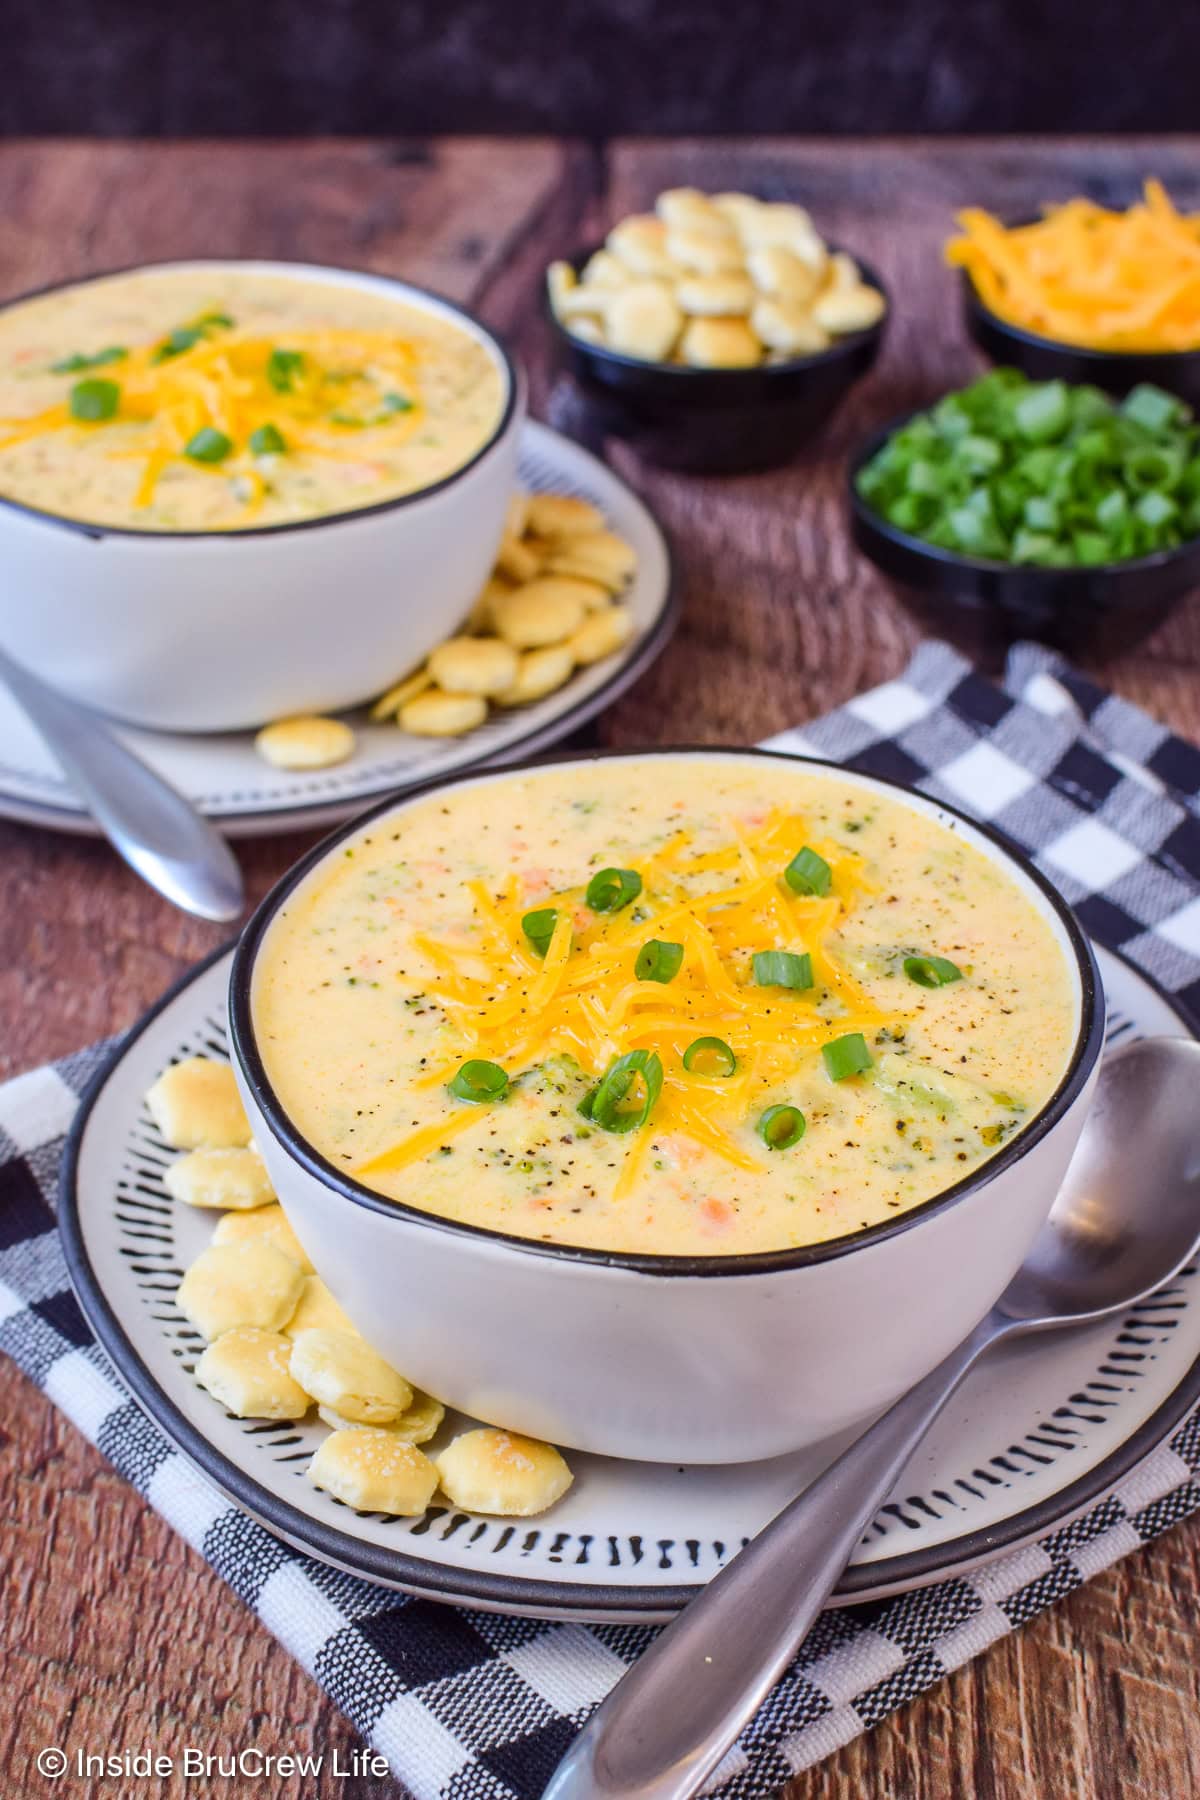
[0,138,567,305]
[3,137,1200,1800]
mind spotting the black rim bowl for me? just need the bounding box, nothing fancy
[848,412,1200,657]
[0,257,520,542]
[546,244,887,474]
[229,743,1102,1282]
[962,271,1200,408]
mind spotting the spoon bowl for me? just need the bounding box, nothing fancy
[1000,1036,1200,1328]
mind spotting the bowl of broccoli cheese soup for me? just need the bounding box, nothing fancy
[0,261,520,730]
[231,749,1103,1463]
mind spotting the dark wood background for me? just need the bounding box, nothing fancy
[4,4,1200,136]
[3,138,1200,1799]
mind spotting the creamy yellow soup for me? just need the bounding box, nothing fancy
[254,758,1078,1257]
[0,268,506,530]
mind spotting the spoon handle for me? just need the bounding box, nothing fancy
[543,1323,996,1800]
[0,646,245,922]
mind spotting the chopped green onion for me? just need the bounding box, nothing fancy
[1072,530,1110,566]
[184,427,233,463]
[152,326,204,363]
[149,313,231,364]
[903,953,963,988]
[1123,384,1183,433]
[635,939,683,984]
[1011,528,1064,566]
[682,1036,737,1077]
[267,347,306,392]
[52,346,126,373]
[582,1049,663,1133]
[1014,380,1070,443]
[521,907,558,957]
[1022,495,1058,532]
[784,846,832,897]
[586,867,642,913]
[1095,491,1128,534]
[959,432,1003,473]
[330,390,415,429]
[822,1033,873,1081]
[68,378,119,423]
[448,1059,509,1103]
[1136,490,1177,529]
[757,1104,807,1151]
[249,422,287,456]
[752,950,813,990]
[856,370,1200,568]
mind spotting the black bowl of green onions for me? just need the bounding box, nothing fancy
[850,369,1200,654]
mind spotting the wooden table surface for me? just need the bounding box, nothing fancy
[4,137,1200,1800]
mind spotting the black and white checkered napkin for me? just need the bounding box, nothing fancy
[3,640,1200,1799]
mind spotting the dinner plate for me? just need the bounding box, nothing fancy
[61,943,1198,1623]
[0,421,676,839]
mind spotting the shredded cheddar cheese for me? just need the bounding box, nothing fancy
[365,810,910,1180]
[947,180,1200,352]
[254,756,1082,1257]
[0,319,425,512]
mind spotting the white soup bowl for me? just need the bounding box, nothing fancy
[0,260,523,731]
[229,749,1104,1464]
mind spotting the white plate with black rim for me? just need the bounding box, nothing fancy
[60,942,1199,1623]
[0,421,676,841]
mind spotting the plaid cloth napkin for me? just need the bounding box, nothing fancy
[3,640,1200,1800]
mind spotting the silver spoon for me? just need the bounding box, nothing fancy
[0,644,244,922]
[545,1036,1200,1800]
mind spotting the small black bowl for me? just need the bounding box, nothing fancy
[963,272,1200,410]
[848,414,1200,658]
[546,246,887,474]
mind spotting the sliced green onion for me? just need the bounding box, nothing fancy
[1123,384,1183,433]
[448,1059,509,1103]
[52,346,126,373]
[1136,489,1177,529]
[682,1036,737,1078]
[1014,380,1070,443]
[249,422,287,455]
[757,1104,807,1150]
[1023,494,1059,532]
[521,907,558,957]
[184,427,233,463]
[855,369,1200,569]
[635,939,683,984]
[149,315,230,364]
[267,347,306,392]
[822,1033,873,1081]
[69,378,119,423]
[586,867,642,913]
[152,325,203,363]
[330,390,415,429]
[582,1049,663,1133]
[903,953,963,988]
[784,847,832,897]
[752,950,813,990]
